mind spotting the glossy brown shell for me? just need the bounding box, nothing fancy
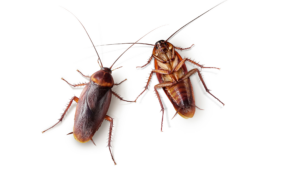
[73,75,113,143]
[155,51,195,119]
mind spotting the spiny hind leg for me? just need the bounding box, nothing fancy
[105,115,116,165]
[42,96,79,133]
[154,82,175,132]
[180,68,224,105]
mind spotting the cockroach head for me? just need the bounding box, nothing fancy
[155,40,166,49]
[155,40,173,54]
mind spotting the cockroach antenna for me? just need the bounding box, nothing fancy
[61,7,104,68]
[166,0,226,42]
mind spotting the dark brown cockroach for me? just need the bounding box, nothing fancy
[99,2,225,132]
[42,9,159,165]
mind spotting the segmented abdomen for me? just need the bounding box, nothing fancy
[165,79,193,108]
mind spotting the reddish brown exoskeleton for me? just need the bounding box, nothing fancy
[42,8,160,165]
[99,2,225,131]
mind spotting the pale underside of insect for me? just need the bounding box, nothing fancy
[98,1,226,131]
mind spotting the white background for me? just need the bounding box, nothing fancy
[1,0,300,168]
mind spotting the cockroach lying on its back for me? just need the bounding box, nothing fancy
[42,9,159,165]
[100,2,226,131]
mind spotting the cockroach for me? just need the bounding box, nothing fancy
[99,2,225,131]
[42,9,159,165]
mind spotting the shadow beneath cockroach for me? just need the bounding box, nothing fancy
[165,107,171,129]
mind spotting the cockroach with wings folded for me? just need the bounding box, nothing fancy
[42,8,159,165]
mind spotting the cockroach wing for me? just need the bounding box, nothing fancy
[73,82,112,143]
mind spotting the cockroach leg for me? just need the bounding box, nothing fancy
[42,96,79,133]
[112,91,136,103]
[90,138,96,146]
[104,115,116,165]
[191,104,203,110]
[174,58,188,71]
[186,58,220,69]
[134,70,157,102]
[174,58,219,72]
[180,69,224,105]
[152,69,170,74]
[154,82,175,131]
[114,79,127,86]
[67,132,73,135]
[134,69,172,103]
[172,108,181,119]
[174,44,194,50]
[153,55,165,63]
[61,78,88,87]
[77,69,90,78]
[136,55,153,68]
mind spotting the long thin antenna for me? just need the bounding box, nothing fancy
[97,42,154,47]
[166,1,226,42]
[110,25,165,69]
[62,7,104,67]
